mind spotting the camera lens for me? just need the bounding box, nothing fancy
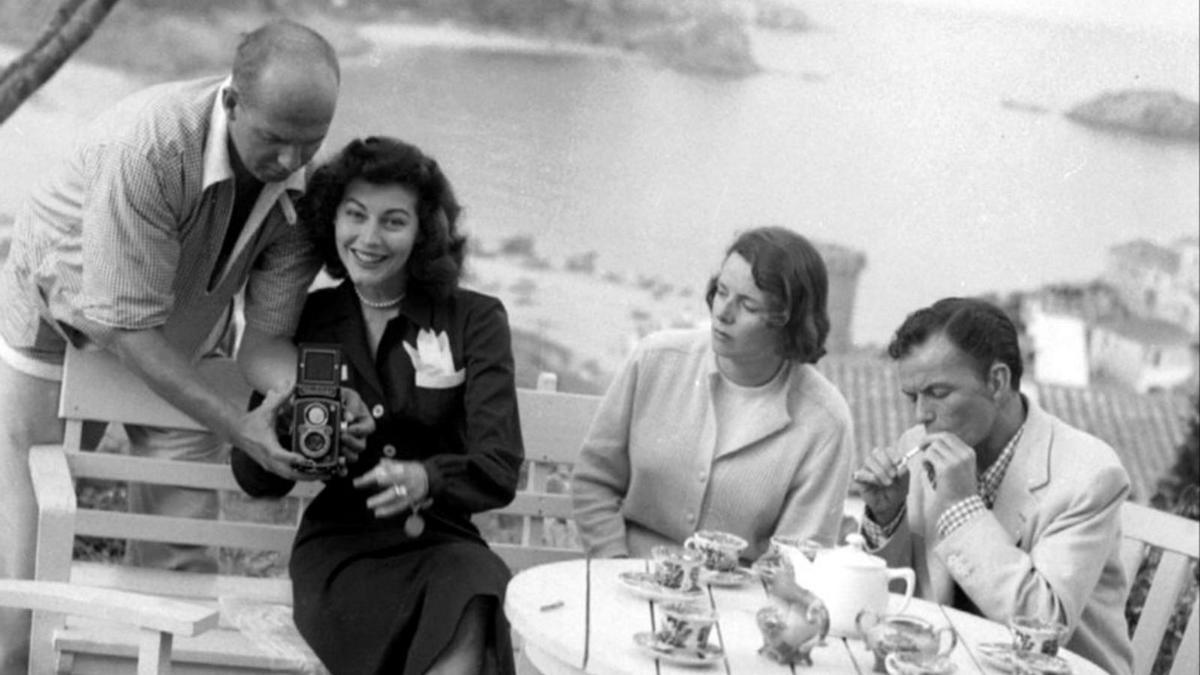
[301,430,328,457]
[304,402,329,425]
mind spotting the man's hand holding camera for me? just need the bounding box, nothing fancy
[244,344,374,480]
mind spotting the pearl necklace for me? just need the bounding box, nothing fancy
[354,286,405,309]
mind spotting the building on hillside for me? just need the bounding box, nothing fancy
[815,241,866,354]
[1023,298,1091,388]
[1104,237,1200,338]
[816,353,1191,503]
[1090,317,1198,394]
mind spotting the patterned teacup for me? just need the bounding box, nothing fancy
[1009,615,1068,656]
[651,545,703,593]
[684,530,748,573]
[655,602,719,650]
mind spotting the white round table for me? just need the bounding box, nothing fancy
[506,558,1106,674]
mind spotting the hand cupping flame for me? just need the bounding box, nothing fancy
[402,329,466,389]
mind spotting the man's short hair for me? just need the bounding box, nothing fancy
[886,297,1023,390]
[232,19,339,104]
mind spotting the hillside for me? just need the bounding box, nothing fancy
[1066,89,1200,142]
[0,0,811,80]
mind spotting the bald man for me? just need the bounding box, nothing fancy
[0,21,367,671]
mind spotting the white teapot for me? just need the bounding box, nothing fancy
[791,533,915,637]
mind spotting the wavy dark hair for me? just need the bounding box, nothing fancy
[886,297,1024,390]
[300,136,466,298]
[705,226,831,363]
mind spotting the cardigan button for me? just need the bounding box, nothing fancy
[371,404,385,419]
[382,444,397,458]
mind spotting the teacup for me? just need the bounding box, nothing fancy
[651,545,703,593]
[1010,651,1073,674]
[655,602,719,651]
[685,530,748,573]
[857,611,957,674]
[1009,615,1068,656]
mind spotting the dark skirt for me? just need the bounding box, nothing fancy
[290,530,515,675]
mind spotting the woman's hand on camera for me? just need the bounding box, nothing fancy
[239,387,318,481]
[354,459,430,519]
[337,387,374,466]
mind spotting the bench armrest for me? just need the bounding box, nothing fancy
[28,444,79,583]
[0,579,219,636]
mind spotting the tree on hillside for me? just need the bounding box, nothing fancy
[0,0,121,124]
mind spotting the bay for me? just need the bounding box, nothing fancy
[319,0,1197,349]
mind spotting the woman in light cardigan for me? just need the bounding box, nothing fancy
[571,226,854,562]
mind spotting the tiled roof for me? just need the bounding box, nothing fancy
[1035,383,1191,502]
[817,354,1192,503]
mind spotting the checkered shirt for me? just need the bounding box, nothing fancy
[0,76,320,361]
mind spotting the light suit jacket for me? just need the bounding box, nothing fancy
[572,328,854,561]
[874,397,1133,675]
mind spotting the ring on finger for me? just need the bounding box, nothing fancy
[393,484,407,500]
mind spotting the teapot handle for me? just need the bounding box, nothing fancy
[886,567,916,613]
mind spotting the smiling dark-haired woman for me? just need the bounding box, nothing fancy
[571,226,854,563]
[232,136,522,674]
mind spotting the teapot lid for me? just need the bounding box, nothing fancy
[816,533,886,569]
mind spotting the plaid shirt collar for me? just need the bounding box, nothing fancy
[978,425,1024,508]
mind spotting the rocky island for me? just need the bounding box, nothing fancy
[1066,89,1200,142]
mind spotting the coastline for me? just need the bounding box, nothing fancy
[0,24,681,391]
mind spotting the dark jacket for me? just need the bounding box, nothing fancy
[232,281,524,544]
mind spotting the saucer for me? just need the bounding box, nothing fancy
[701,566,757,587]
[885,652,957,675]
[633,631,724,666]
[617,571,704,602]
[976,642,1018,672]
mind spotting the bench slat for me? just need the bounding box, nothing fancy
[503,492,573,520]
[72,562,292,606]
[58,621,313,672]
[76,511,297,552]
[0,580,218,636]
[59,352,251,433]
[516,389,598,465]
[66,451,322,498]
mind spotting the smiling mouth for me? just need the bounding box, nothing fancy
[351,249,387,265]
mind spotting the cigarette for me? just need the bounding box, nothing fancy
[893,445,923,471]
[539,600,564,612]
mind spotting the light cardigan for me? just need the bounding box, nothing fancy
[871,397,1133,675]
[571,328,854,561]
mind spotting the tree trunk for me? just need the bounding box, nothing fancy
[0,0,122,125]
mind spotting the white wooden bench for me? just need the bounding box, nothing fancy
[1,347,596,674]
[1121,501,1200,675]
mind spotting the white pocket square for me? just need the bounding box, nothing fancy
[403,329,465,389]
